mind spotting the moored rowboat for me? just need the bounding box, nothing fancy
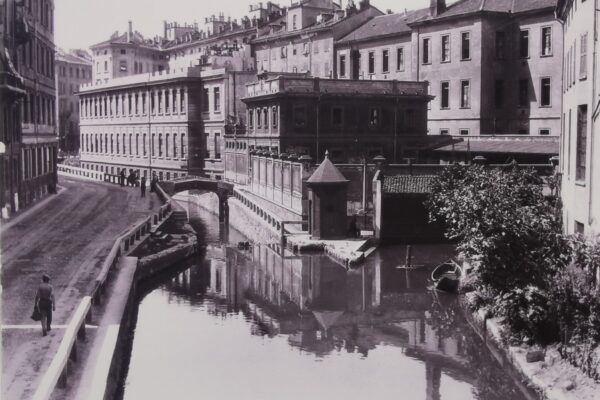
[431,259,462,293]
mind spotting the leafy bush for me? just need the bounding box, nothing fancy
[492,286,558,345]
[427,163,566,294]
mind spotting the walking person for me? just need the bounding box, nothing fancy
[35,274,55,336]
[120,169,126,187]
[140,176,146,197]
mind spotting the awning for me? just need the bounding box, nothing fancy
[433,138,559,155]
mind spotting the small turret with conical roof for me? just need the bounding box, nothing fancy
[307,150,349,185]
[307,150,349,239]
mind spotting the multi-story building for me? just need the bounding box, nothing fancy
[251,0,382,78]
[55,48,92,152]
[78,67,254,181]
[337,0,562,143]
[90,21,167,84]
[16,0,58,207]
[79,68,202,180]
[0,0,27,217]
[225,75,433,184]
[556,0,599,236]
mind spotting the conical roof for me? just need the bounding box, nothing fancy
[306,151,349,185]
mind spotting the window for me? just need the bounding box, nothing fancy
[440,129,449,135]
[520,30,529,58]
[313,42,319,54]
[263,108,269,129]
[461,32,470,60]
[272,106,278,129]
[257,109,262,128]
[339,54,346,77]
[293,15,297,30]
[580,33,588,79]
[396,48,404,71]
[173,134,178,158]
[441,35,450,62]
[540,78,551,107]
[495,80,504,109]
[519,79,529,107]
[422,38,431,64]
[539,129,550,136]
[460,129,469,136]
[460,80,470,108]
[332,106,343,127]
[575,221,585,235]
[202,88,209,112]
[213,88,220,112]
[120,49,126,55]
[215,133,221,159]
[119,60,127,72]
[368,51,375,74]
[382,49,389,72]
[248,109,254,128]
[104,60,108,72]
[495,31,505,59]
[541,27,552,56]
[576,104,588,181]
[158,134,163,157]
[369,107,380,128]
[440,81,449,109]
[293,106,306,127]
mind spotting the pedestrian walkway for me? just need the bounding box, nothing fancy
[1,176,159,400]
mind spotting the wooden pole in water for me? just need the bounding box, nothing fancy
[405,245,412,269]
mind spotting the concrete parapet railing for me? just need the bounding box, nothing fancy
[57,164,105,182]
[32,297,92,400]
[87,324,120,400]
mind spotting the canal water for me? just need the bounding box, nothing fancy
[119,202,529,400]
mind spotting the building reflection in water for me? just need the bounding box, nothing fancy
[160,242,505,400]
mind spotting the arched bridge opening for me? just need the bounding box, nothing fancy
[159,176,233,222]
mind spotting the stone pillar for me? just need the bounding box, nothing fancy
[154,90,159,115]
[161,89,165,114]
[182,87,188,114]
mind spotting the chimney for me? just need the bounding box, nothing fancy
[430,0,446,16]
[164,20,168,39]
[128,20,133,42]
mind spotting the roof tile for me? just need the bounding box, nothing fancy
[382,175,436,194]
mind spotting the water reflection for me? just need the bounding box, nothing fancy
[121,205,528,400]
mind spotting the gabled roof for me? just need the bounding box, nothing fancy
[410,0,557,25]
[382,175,436,195]
[90,31,161,50]
[56,50,92,66]
[338,8,428,44]
[307,152,349,185]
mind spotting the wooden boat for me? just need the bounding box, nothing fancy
[431,260,463,293]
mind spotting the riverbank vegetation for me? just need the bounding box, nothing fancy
[427,164,600,382]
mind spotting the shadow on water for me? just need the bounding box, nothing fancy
[116,202,535,400]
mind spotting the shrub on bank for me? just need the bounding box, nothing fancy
[427,164,600,374]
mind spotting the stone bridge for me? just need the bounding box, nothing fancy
[159,176,234,222]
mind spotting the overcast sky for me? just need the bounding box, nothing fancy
[55,0,439,51]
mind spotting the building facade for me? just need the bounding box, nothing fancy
[224,75,432,184]
[90,21,167,84]
[55,49,92,152]
[557,0,600,236]
[337,0,562,139]
[79,68,203,180]
[15,0,58,208]
[78,67,253,181]
[251,0,382,78]
[0,0,27,217]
